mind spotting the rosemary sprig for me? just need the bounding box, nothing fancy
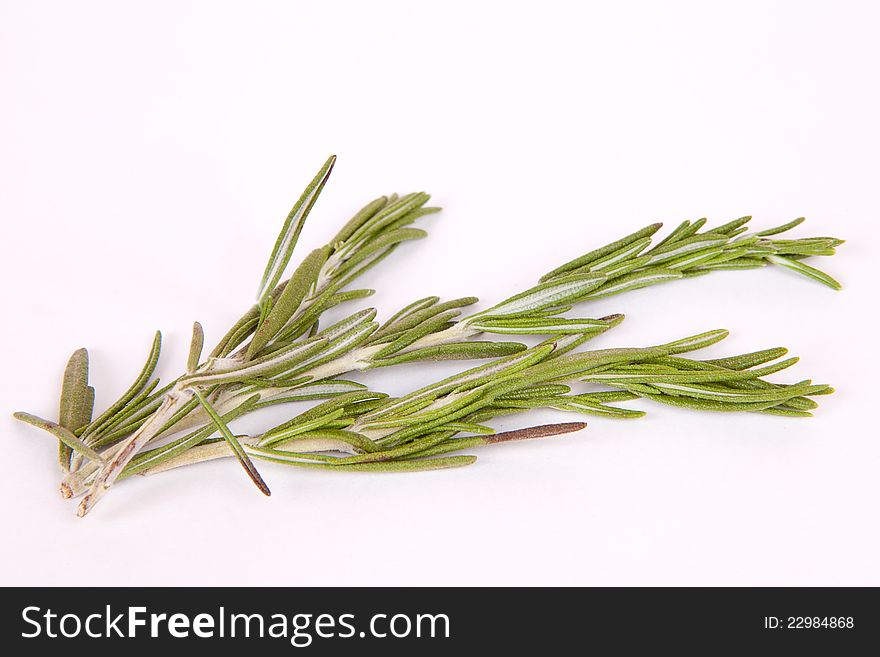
[116,330,830,477]
[13,156,843,516]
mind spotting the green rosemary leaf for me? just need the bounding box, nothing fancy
[251,449,477,473]
[378,296,440,331]
[496,384,572,401]
[372,297,478,342]
[256,155,335,306]
[627,390,785,413]
[331,228,427,280]
[770,238,840,256]
[58,348,93,470]
[646,234,729,265]
[252,380,367,404]
[641,380,829,404]
[693,258,765,271]
[80,386,96,434]
[711,216,752,236]
[758,407,813,417]
[369,341,527,368]
[586,237,653,273]
[469,316,613,335]
[273,429,378,454]
[186,322,204,374]
[214,315,260,358]
[473,273,607,319]
[323,288,375,310]
[397,436,486,459]
[672,217,709,240]
[514,346,671,383]
[661,245,728,271]
[257,296,274,327]
[384,206,442,235]
[263,391,387,442]
[540,223,663,281]
[240,375,313,389]
[343,193,431,248]
[529,305,575,317]
[87,379,173,445]
[583,268,682,300]
[330,196,388,246]
[591,254,652,279]
[59,348,90,432]
[777,396,819,411]
[661,329,729,355]
[766,254,842,289]
[651,219,693,250]
[695,246,751,268]
[210,276,295,358]
[81,331,162,439]
[550,397,646,418]
[183,335,328,386]
[368,344,557,420]
[325,242,399,295]
[755,217,805,237]
[705,347,789,370]
[260,408,348,447]
[371,309,462,358]
[14,412,106,465]
[581,356,799,384]
[440,422,496,435]
[248,245,332,358]
[191,389,270,496]
[286,319,379,377]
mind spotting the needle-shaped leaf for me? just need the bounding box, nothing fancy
[469,316,614,335]
[755,217,805,237]
[248,245,332,358]
[182,335,329,386]
[256,155,336,305]
[14,412,106,465]
[767,254,842,290]
[372,310,463,358]
[190,389,270,496]
[583,269,682,300]
[186,322,204,374]
[711,216,752,236]
[540,223,663,281]
[369,341,527,368]
[660,329,729,355]
[379,296,440,332]
[647,234,729,264]
[472,273,607,319]
[372,297,478,343]
[59,348,91,432]
[251,449,477,473]
[330,196,389,246]
[80,331,162,439]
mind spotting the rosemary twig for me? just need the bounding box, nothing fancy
[13,156,843,516]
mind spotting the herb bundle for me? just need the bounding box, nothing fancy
[15,156,843,517]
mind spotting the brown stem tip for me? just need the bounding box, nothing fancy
[484,422,587,444]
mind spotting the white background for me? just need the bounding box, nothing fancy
[1,1,878,586]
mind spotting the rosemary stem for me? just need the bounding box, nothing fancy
[76,389,193,516]
[134,434,355,477]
